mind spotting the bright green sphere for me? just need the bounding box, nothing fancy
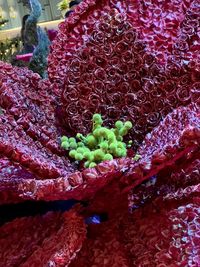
[83,152,93,161]
[109,142,117,151]
[69,142,77,149]
[115,121,123,129]
[119,128,128,136]
[61,136,68,142]
[77,142,84,147]
[115,148,123,157]
[84,161,90,168]
[89,162,97,168]
[124,121,133,129]
[117,142,125,149]
[93,114,102,122]
[121,148,127,157]
[94,149,104,161]
[76,133,84,140]
[61,141,69,150]
[93,128,100,137]
[107,132,115,142]
[87,135,97,148]
[103,154,113,161]
[77,147,85,154]
[69,137,76,143]
[69,150,76,158]
[75,153,83,161]
[100,141,108,150]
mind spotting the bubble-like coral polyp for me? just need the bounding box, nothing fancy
[61,114,133,168]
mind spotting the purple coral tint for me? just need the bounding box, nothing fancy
[0,0,200,266]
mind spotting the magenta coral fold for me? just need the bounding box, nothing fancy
[0,210,86,266]
[0,0,200,266]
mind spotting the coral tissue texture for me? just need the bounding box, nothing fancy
[0,0,199,203]
[49,0,199,147]
[0,210,86,267]
[70,158,200,267]
[0,0,200,266]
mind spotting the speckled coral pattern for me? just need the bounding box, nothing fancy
[48,0,200,150]
[0,102,198,204]
[70,157,200,267]
[0,0,199,203]
[70,202,200,267]
[0,0,199,266]
[0,210,86,267]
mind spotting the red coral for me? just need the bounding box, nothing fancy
[48,3,199,151]
[0,156,37,204]
[0,0,199,204]
[70,157,200,267]
[0,210,86,267]
[0,62,63,155]
[0,0,200,266]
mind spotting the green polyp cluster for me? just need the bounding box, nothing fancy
[61,114,133,168]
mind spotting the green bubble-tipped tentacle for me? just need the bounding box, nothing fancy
[61,113,135,168]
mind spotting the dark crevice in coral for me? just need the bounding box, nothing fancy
[0,199,80,226]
